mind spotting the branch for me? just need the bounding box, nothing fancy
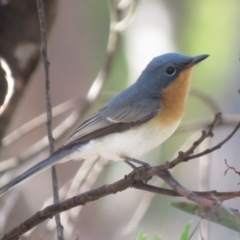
[169,113,221,168]
[1,175,134,240]
[184,121,240,161]
[133,182,240,201]
[2,166,240,240]
[157,171,215,207]
[36,0,63,239]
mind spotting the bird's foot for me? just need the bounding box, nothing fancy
[121,155,151,183]
[122,155,150,168]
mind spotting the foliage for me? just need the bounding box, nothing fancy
[172,202,240,231]
[137,222,192,240]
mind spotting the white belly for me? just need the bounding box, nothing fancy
[70,118,181,162]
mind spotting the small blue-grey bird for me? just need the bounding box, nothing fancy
[0,53,209,195]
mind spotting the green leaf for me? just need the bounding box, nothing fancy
[180,222,191,240]
[172,202,240,231]
[153,234,162,240]
[137,230,148,240]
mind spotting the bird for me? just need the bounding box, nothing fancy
[0,52,209,196]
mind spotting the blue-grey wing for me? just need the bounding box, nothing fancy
[64,87,160,147]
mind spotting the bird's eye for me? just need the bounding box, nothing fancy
[165,67,176,75]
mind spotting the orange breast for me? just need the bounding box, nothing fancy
[157,67,194,125]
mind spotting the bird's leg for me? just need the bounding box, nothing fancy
[121,155,150,169]
[124,160,137,169]
[122,155,151,184]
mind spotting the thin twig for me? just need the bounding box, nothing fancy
[190,88,220,113]
[224,159,240,177]
[188,219,202,240]
[2,99,78,147]
[113,0,139,31]
[169,113,221,168]
[36,0,63,239]
[185,120,240,161]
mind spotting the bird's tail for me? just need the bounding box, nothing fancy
[0,146,77,196]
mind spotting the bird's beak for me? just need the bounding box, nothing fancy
[189,54,209,66]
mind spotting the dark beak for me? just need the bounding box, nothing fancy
[189,54,209,66]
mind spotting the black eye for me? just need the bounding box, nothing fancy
[165,67,176,75]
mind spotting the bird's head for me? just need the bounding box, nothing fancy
[136,53,209,97]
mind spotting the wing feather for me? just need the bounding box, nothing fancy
[64,88,160,148]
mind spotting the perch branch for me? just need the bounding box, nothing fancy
[2,166,240,240]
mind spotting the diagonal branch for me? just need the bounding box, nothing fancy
[2,165,240,240]
[133,182,240,201]
[157,170,215,207]
[1,176,134,240]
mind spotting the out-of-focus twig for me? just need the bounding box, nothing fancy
[121,184,156,236]
[113,0,139,31]
[0,58,14,115]
[36,0,63,239]
[0,0,120,176]
[2,99,78,147]
[178,114,240,133]
[51,158,109,239]
[190,88,220,113]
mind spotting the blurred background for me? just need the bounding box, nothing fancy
[0,0,239,239]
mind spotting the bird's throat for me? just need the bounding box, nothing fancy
[158,67,194,125]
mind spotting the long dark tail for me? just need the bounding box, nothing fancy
[0,146,78,196]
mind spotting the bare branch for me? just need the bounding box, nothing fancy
[185,120,240,161]
[1,175,134,240]
[36,0,63,238]
[169,113,221,168]
[133,182,240,201]
[2,165,240,240]
[157,171,215,207]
